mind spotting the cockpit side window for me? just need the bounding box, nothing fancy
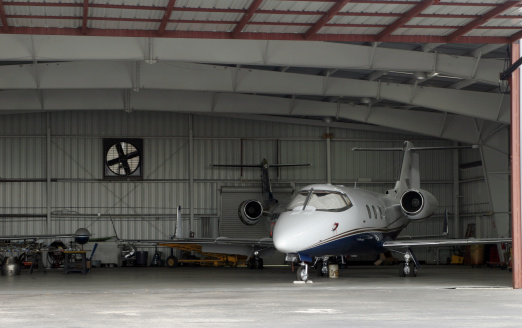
[372,206,377,220]
[366,205,371,219]
[287,190,352,212]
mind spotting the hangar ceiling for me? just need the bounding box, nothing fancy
[1,0,521,143]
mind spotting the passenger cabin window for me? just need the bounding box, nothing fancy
[287,190,352,212]
[366,205,371,219]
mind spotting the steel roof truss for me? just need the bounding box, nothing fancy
[0,61,508,124]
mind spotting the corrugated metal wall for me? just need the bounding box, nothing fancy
[0,110,491,262]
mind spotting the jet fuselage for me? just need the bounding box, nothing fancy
[272,184,408,259]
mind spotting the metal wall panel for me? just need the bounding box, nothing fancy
[194,138,241,180]
[280,140,325,181]
[461,180,492,214]
[52,137,101,179]
[145,138,189,180]
[0,218,46,236]
[51,111,189,137]
[0,137,46,178]
[51,182,190,216]
[0,182,46,215]
[0,112,46,136]
[193,115,324,139]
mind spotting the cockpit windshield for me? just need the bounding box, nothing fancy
[286,189,352,212]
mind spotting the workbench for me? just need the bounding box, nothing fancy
[63,250,87,274]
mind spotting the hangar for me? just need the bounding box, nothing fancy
[1,0,522,326]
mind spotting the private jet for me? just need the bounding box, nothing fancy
[236,141,511,281]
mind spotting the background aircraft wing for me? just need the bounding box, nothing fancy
[117,237,274,258]
[0,233,76,240]
[117,236,273,247]
[383,237,511,248]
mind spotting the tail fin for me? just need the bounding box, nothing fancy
[391,141,419,199]
[353,141,417,199]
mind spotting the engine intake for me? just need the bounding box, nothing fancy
[400,189,438,220]
[238,200,264,225]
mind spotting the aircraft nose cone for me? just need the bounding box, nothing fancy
[272,213,299,253]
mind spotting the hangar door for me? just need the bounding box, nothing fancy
[220,186,293,265]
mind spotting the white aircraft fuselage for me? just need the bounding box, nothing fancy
[272,184,409,260]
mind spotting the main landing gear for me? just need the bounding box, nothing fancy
[397,249,418,277]
[315,256,330,277]
[247,252,264,270]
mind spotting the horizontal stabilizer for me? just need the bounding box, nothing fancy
[210,164,263,168]
[352,145,477,152]
[210,163,311,168]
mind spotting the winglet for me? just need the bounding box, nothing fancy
[175,205,183,239]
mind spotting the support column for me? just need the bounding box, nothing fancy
[189,114,195,237]
[326,126,332,184]
[46,112,51,234]
[511,41,522,289]
[453,142,460,238]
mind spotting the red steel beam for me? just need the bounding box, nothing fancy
[81,0,89,34]
[446,0,520,42]
[376,0,439,41]
[349,0,522,5]
[5,0,518,8]
[305,0,351,39]
[0,26,510,43]
[5,14,520,30]
[0,0,8,31]
[232,0,263,38]
[3,2,521,20]
[511,41,522,289]
[511,29,522,43]
[284,0,522,5]
[157,0,176,36]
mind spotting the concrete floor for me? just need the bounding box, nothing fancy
[0,264,521,327]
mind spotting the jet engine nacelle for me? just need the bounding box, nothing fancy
[400,189,438,220]
[238,200,264,225]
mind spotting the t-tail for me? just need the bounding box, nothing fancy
[354,141,466,221]
[389,141,438,220]
[211,159,311,226]
[354,141,476,220]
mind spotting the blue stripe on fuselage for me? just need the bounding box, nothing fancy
[299,231,390,258]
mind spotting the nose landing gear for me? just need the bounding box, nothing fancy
[296,262,309,282]
[397,248,418,277]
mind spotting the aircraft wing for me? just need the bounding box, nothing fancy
[118,237,274,258]
[383,237,511,248]
[118,237,274,247]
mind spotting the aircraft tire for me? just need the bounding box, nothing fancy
[296,266,308,282]
[166,256,178,268]
[253,258,264,270]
